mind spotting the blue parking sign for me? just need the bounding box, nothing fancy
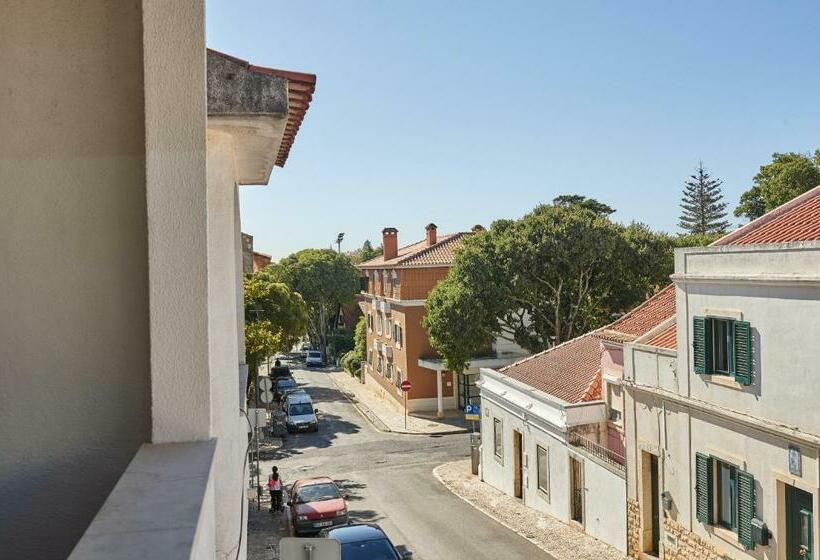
[464,403,480,420]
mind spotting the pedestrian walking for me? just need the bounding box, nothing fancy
[268,466,283,513]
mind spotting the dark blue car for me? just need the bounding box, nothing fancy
[319,523,412,560]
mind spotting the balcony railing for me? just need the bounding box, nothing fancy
[568,430,625,474]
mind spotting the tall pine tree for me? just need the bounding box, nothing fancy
[678,162,730,235]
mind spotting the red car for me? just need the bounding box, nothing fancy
[288,477,350,536]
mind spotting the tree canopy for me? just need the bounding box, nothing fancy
[243,271,308,388]
[424,199,678,372]
[735,150,820,221]
[268,248,359,353]
[349,240,383,264]
[678,162,730,235]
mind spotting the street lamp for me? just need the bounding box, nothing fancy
[336,232,345,253]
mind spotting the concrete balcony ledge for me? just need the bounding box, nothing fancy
[70,440,217,560]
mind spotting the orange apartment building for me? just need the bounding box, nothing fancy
[358,224,529,417]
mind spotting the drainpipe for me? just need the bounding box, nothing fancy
[436,370,444,418]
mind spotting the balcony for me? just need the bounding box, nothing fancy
[568,427,625,475]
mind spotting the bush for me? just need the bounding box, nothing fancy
[341,351,362,377]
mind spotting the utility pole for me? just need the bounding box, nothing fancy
[335,232,344,253]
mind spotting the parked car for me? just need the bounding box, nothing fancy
[284,391,319,432]
[274,377,298,400]
[305,350,324,367]
[288,477,349,536]
[319,523,413,559]
[279,388,307,410]
[269,365,292,379]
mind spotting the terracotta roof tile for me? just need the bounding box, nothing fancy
[607,285,676,337]
[499,333,604,403]
[647,323,677,350]
[716,185,820,246]
[207,49,316,168]
[359,232,471,269]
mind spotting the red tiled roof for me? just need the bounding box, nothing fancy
[500,333,604,404]
[207,49,316,168]
[359,232,472,269]
[606,285,676,337]
[717,185,820,246]
[647,323,677,350]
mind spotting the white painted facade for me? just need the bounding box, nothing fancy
[479,368,628,552]
[624,241,820,559]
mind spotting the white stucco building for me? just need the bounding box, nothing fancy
[0,4,315,558]
[623,186,820,560]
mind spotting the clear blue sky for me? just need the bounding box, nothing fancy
[207,1,820,260]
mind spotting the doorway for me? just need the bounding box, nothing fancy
[640,451,660,556]
[570,456,584,524]
[513,430,523,499]
[787,485,814,560]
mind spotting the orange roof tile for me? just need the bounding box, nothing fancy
[207,49,316,168]
[359,232,472,269]
[717,185,820,246]
[647,323,677,350]
[500,333,604,404]
[606,285,676,337]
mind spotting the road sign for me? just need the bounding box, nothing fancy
[464,403,480,421]
[259,389,274,404]
[258,376,273,391]
[400,380,412,392]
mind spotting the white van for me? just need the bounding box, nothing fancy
[305,350,324,367]
[285,392,318,433]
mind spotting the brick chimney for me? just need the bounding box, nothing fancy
[425,223,438,246]
[382,227,398,260]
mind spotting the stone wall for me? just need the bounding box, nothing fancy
[626,498,641,559]
[663,518,726,560]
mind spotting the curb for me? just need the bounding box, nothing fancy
[432,462,558,559]
[327,373,469,436]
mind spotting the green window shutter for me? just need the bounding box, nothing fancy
[693,317,710,374]
[737,470,756,550]
[695,452,713,523]
[734,321,752,385]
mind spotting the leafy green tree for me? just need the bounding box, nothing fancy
[349,240,383,264]
[243,272,308,391]
[552,194,615,217]
[735,150,820,220]
[269,249,359,354]
[678,162,730,235]
[425,203,675,367]
[341,315,368,376]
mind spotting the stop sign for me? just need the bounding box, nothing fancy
[400,380,412,392]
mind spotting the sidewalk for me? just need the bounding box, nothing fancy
[434,460,627,560]
[328,370,470,435]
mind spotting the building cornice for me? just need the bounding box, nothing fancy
[624,381,820,448]
[671,273,820,287]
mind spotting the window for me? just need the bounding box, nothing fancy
[367,313,373,332]
[391,275,399,297]
[695,452,756,550]
[609,408,622,423]
[537,445,550,500]
[386,320,393,339]
[493,418,503,460]
[395,368,403,388]
[717,460,737,530]
[692,316,752,385]
[392,323,403,347]
[385,363,393,380]
[376,356,383,375]
[367,350,372,365]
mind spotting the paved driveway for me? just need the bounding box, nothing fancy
[249,367,554,560]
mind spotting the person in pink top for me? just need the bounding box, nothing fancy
[268,465,284,512]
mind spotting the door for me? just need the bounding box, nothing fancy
[513,430,523,499]
[787,485,814,560]
[570,457,584,524]
[640,451,660,556]
[649,454,660,555]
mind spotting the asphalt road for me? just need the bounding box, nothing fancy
[255,366,554,560]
